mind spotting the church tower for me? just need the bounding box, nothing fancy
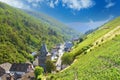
[38,43,51,71]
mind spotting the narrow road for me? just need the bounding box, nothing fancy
[56,44,64,71]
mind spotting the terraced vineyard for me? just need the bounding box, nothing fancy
[47,17,120,80]
[52,35,120,80]
[70,17,120,58]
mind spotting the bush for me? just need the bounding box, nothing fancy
[34,66,43,79]
[37,75,42,80]
[62,53,73,65]
[46,60,56,73]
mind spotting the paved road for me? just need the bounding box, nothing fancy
[56,44,65,71]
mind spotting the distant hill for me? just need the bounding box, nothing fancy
[50,17,120,79]
[24,10,79,40]
[0,2,64,63]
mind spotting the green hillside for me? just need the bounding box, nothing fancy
[48,17,120,80]
[0,2,63,63]
[24,10,79,40]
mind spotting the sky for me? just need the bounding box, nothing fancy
[0,0,120,33]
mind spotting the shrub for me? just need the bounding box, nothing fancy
[34,66,43,79]
[62,53,73,65]
[46,60,56,73]
[37,75,42,80]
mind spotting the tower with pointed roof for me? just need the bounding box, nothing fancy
[38,43,51,71]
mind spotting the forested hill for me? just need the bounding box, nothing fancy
[0,2,64,63]
[24,10,79,40]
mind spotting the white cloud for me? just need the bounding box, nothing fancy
[25,0,96,10]
[26,0,58,8]
[27,0,44,3]
[62,0,95,10]
[48,0,59,8]
[67,15,114,33]
[27,0,44,7]
[32,3,38,7]
[55,0,59,5]
[0,0,30,9]
[105,0,115,8]
[49,1,55,8]
[0,0,95,10]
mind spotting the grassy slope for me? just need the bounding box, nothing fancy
[70,17,120,58]
[53,35,120,80]
[0,2,63,63]
[49,17,120,80]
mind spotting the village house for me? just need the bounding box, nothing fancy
[0,63,34,80]
[38,43,51,72]
[0,66,5,80]
[51,44,64,61]
[51,47,59,61]
[56,43,63,49]
[9,63,34,78]
[0,63,15,80]
[0,63,12,74]
[64,41,73,52]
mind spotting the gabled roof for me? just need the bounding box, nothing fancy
[47,52,51,56]
[0,66,5,77]
[10,63,30,72]
[0,63,12,72]
[40,43,48,55]
[65,41,73,48]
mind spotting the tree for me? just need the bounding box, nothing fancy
[28,54,34,63]
[34,66,43,79]
[62,53,73,65]
[46,60,56,73]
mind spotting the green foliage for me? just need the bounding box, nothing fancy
[0,2,64,63]
[34,66,43,79]
[46,60,56,73]
[37,75,42,80]
[62,53,74,65]
[0,43,26,63]
[50,17,120,80]
[28,54,34,63]
[79,34,87,43]
[62,45,91,65]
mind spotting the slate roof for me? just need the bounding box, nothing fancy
[40,43,48,55]
[0,66,5,77]
[10,63,30,72]
[65,42,73,48]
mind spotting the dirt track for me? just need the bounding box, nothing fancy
[87,26,120,52]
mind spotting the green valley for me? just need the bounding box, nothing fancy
[0,1,120,80]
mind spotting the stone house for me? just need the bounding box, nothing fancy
[9,63,34,76]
